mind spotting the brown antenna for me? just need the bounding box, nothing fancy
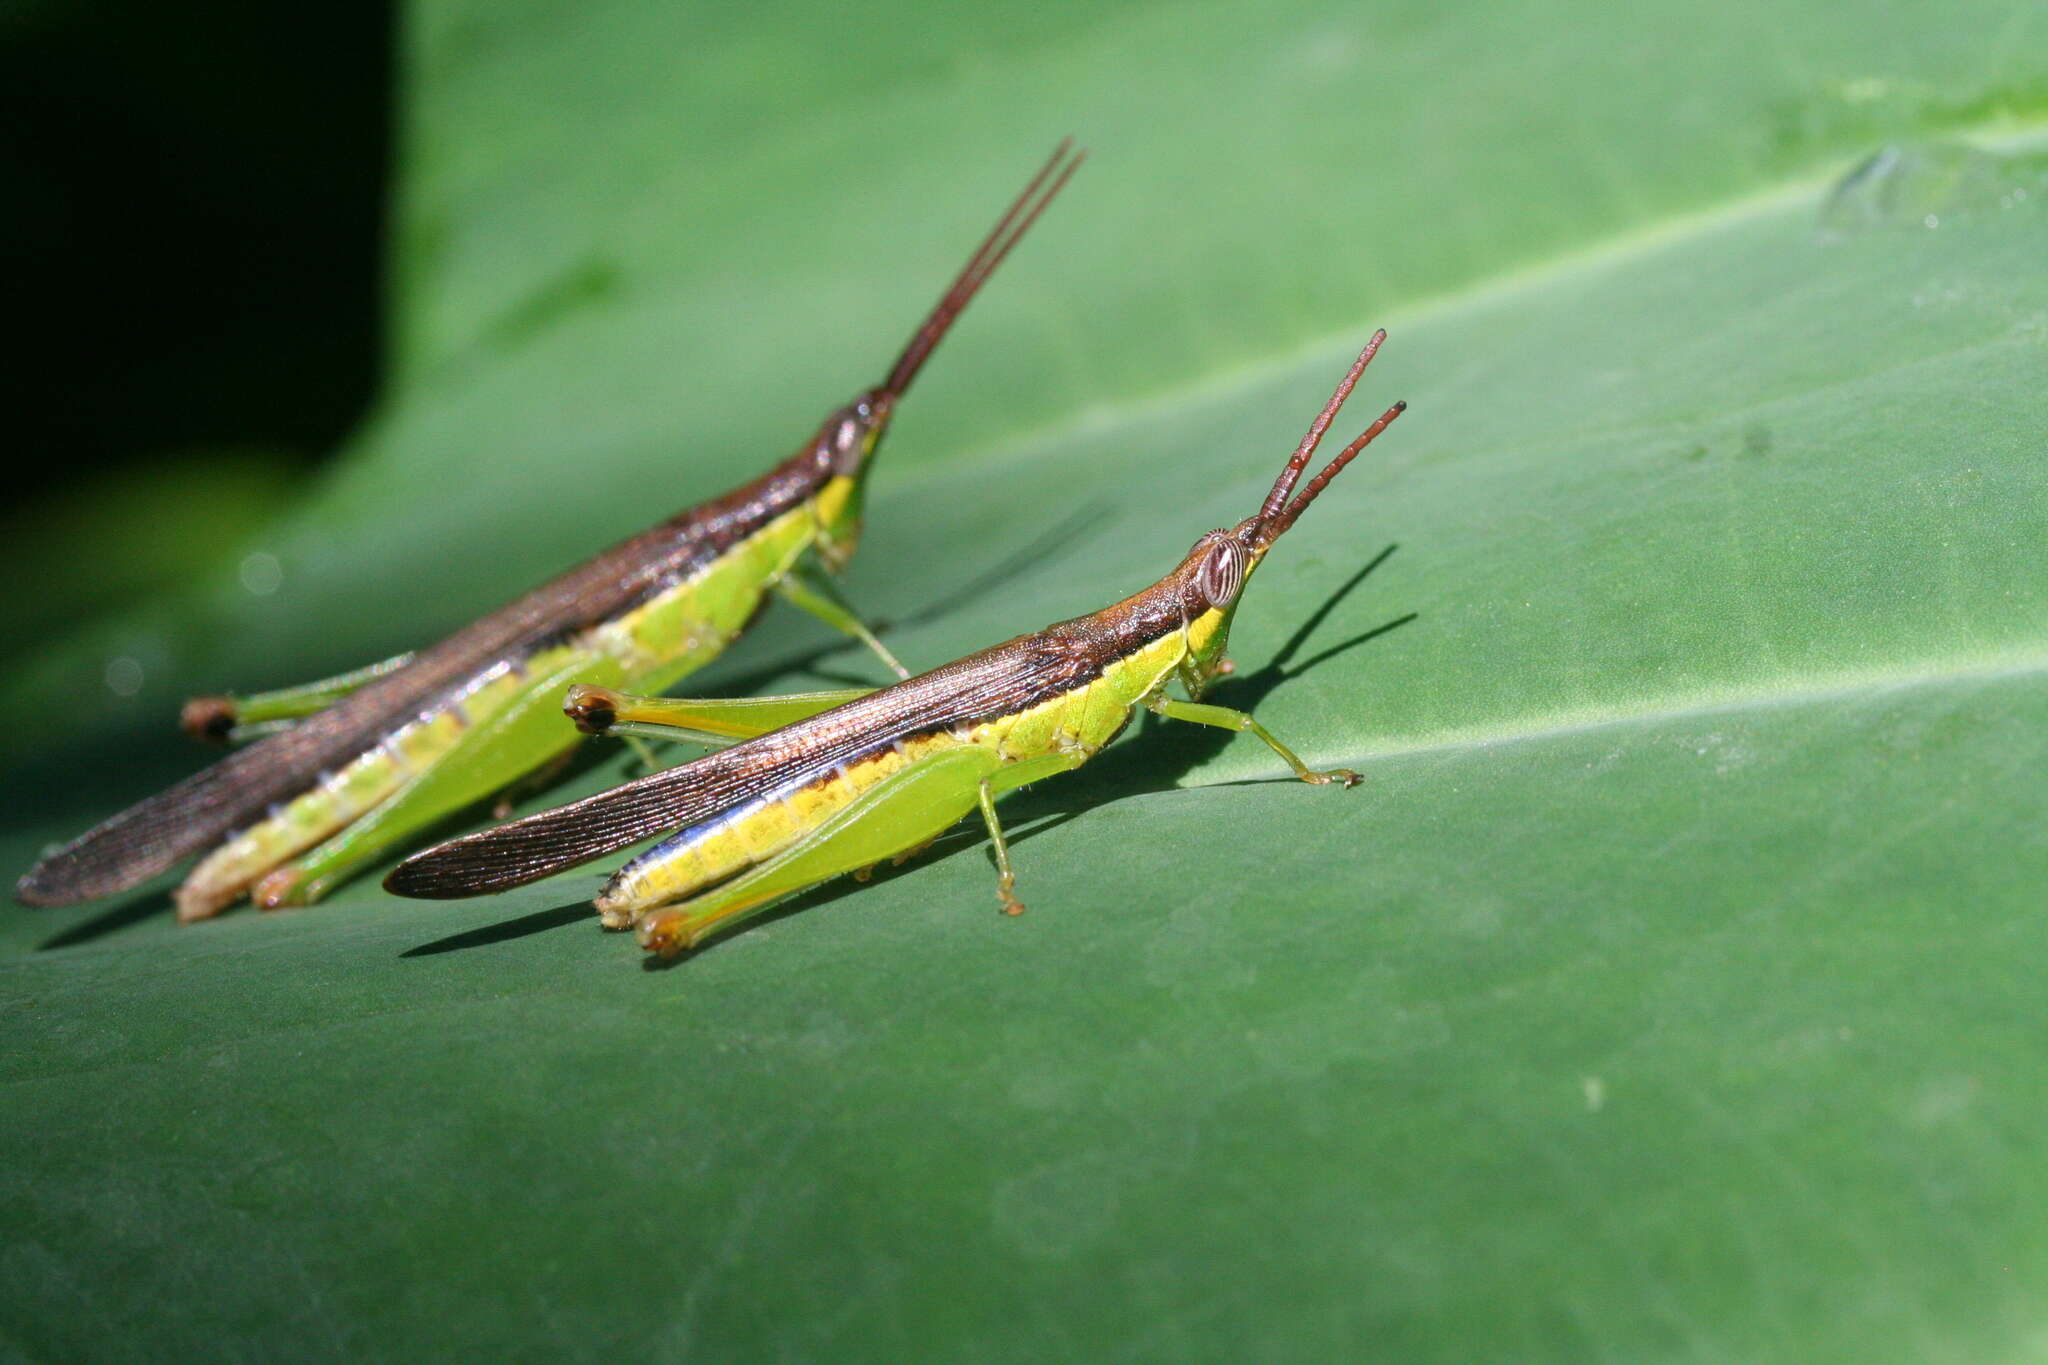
[1265,398,1407,540]
[879,139,1087,400]
[1254,329,1386,531]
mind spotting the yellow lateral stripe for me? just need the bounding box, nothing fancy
[176,708,467,916]
[603,732,943,916]
[173,655,555,913]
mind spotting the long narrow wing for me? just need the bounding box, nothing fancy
[382,742,792,898]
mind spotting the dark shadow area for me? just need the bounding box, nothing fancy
[401,900,595,957]
[2,0,393,506]
[0,1,393,662]
[34,885,170,952]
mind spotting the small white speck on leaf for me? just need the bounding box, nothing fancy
[104,657,144,696]
[1908,1074,1979,1128]
[1581,1076,1606,1112]
[239,551,284,596]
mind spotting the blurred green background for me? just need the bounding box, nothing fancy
[4,0,2047,1360]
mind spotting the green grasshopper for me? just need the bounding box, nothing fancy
[385,332,1406,958]
[16,142,1084,920]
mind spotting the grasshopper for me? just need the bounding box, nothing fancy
[16,142,1085,920]
[385,332,1406,959]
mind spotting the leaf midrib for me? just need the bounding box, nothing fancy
[1204,645,2048,785]
[860,119,2048,490]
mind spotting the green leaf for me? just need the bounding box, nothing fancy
[5,1,2047,1359]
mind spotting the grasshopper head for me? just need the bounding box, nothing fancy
[1168,331,1405,679]
[808,389,893,570]
[823,389,894,483]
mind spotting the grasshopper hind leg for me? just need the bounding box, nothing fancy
[622,747,1089,958]
[181,651,418,746]
[625,747,1015,958]
[175,748,429,921]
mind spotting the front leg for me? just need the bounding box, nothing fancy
[774,569,909,680]
[1144,696,1361,787]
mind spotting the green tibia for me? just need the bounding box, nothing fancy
[775,571,907,678]
[1145,695,1360,787]
[977,749,1089,916]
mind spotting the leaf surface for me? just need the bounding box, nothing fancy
[4,2,2047,1359]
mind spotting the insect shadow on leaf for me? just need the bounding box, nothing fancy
[399,899,594,957]
[35,886,167,952]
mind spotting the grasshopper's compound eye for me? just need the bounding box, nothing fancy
[1196,536,1245,608]
[829,405,874,474]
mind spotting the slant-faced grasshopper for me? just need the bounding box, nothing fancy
[16,142,1085,919]
[386,333,1406,959]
